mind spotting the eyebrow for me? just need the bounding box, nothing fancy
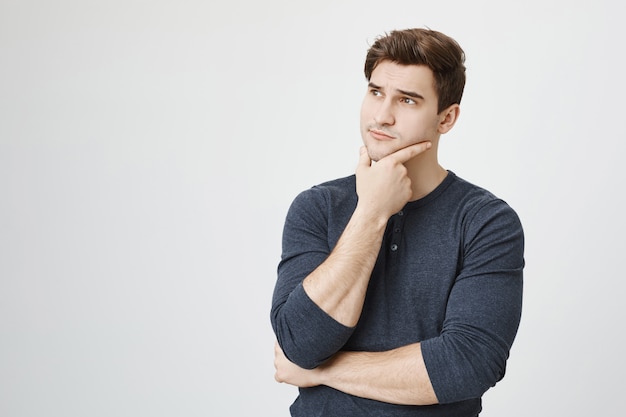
[368,82,425,101]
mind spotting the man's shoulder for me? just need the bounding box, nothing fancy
[296,174,356,202]
[287,174,357,220]
[448,172,506,206]
[447,172,522,228]
[315,174,356,191]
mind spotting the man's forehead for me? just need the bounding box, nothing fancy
[369,62,436,94]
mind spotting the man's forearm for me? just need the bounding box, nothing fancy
[319,343,438,406]
[274,342,438,405]
[302,144,432,327]
[302,205,387,327]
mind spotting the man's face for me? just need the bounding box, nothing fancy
[360,61,443,162]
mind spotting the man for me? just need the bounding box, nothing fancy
[270,28,524,417]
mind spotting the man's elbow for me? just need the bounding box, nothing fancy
[271,300,352,369]
[271,311,330,369]
[275,337,328,370]
[440,356,507,403]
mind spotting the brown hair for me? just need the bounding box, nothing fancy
[364,28,466,113]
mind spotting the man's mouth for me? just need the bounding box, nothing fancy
[369,128,395,141]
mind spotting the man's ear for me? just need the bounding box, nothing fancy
[438,104,460,134]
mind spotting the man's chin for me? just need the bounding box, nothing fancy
[366,141,429,162]
[366,149,389,162]
[365,144,395,162]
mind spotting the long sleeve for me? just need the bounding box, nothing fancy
[270,178,358,369]
[421,199,524,403]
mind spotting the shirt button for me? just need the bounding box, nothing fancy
[397,210,404,216]
[391,244,398,251]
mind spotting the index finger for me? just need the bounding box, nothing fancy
[386,141,432,164]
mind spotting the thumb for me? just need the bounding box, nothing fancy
[358,146,371,168]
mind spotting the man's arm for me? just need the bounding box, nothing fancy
[302,144,431,327]
[274,341,438,406]
[271,143,432,368]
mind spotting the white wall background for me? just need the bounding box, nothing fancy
[1,0,624,416]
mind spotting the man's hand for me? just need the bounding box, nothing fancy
[274,342,321,388]
[356,142,432,220]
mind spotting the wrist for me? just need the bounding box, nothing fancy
[352,203,390,230]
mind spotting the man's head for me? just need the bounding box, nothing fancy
[360,28,466,162]
[364,28,466,114]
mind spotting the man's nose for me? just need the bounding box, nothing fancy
[374,100,395,126]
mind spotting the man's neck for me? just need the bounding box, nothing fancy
[405,153,448,201]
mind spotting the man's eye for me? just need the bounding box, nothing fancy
[402,97,416,105]
[371,90,382,97]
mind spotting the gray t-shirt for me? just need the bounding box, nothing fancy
[271,171,524,417]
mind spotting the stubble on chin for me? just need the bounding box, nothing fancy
[365,147,387,162]
[363,138,400,162]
